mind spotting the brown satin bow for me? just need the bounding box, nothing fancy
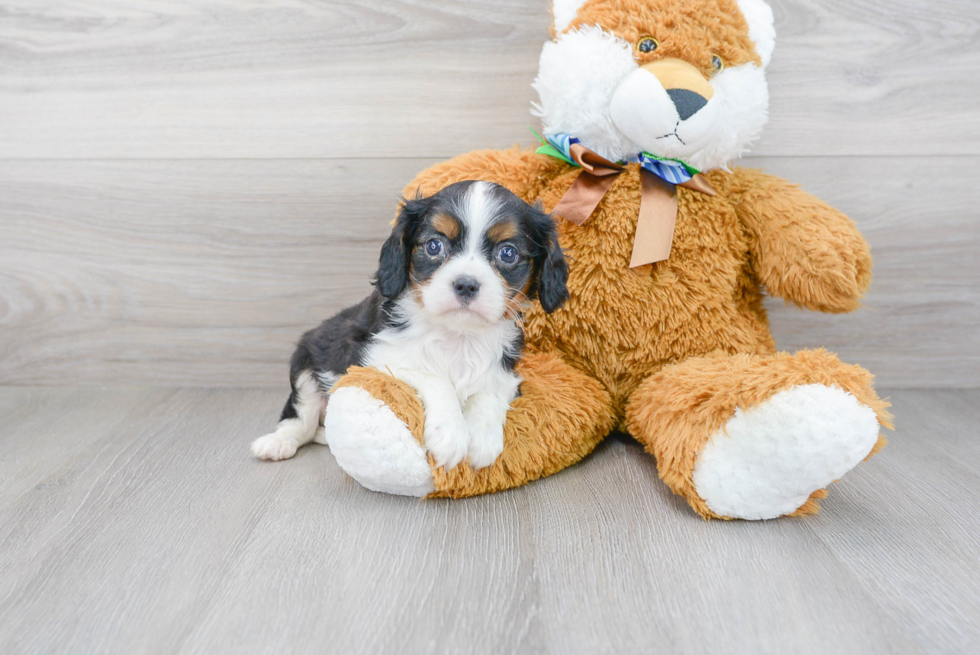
[551,143,716,268]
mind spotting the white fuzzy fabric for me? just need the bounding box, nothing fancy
[532,26,640,163]
[681,62,769,172]
[737,0,776,68]
[532,25,769,170]
[551,0,589,33]
[609,65,724,163]
[692,384,880,520]
[324,386,434,497]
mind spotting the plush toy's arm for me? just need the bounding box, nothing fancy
[732,169,872,313]
[324,352,617,498]
[401,146,560,204]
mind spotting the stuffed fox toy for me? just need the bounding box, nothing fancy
[322,0,893,520]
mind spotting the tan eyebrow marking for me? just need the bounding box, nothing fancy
[487,220,518,243]
[430,213,460,240]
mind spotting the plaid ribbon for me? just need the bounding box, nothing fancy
[530,128,715,267]
[543,133,698,186]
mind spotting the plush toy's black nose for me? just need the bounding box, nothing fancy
[453,277,480,302]
[667,88,708,121]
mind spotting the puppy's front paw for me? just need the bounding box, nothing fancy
[423,413,469,470]
[251,433,299,461]
[465,409,505,470]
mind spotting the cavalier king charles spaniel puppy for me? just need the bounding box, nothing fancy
[252,181,568,470]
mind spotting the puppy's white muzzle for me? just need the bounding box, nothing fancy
[420,256,506,331]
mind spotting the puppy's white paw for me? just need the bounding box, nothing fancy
[251,432,299,461]
[465,408,505,470]
[423,412,470,470]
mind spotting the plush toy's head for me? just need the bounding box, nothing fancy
[533,0,775,172]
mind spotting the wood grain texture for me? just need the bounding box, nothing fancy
[756,156,980,387]
[1,157,976,388]
[0,0,977,159]
[1,1,975,650]
[1,0,976,386]
[0,387,976,654]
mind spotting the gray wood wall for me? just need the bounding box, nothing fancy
[1,0,977,388]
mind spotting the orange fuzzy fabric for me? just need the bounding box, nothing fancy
[332,366,427,444]
[624,349,893,519]
[325,0,891,518]
[332,355,616,499]
[403,154,874,415]
[430,353,617,498]
[565,0,762,75]
[325,145,893,517]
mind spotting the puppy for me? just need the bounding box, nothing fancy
[251,181,568,470]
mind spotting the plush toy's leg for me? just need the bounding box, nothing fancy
[324,368,434,497]
[625,349,892,520]
[324,353,616,498]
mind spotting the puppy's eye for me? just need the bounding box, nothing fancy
[497,245,519,265]
[636,37,659,54]
[711,55,725,72]
[425,238,444,257]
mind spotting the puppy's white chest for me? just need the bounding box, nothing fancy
[435,332,504,400]
[362,321,520,471]
[364,324,513,402]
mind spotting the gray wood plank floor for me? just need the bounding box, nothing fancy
[0,387,976,654]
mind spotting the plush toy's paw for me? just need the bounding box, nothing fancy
[692,384,880,520]
[324,386,434,497]
[251,432,299,461]
[423,410,470,471]
[465,409,505,470]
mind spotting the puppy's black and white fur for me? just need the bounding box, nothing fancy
[251,181,568,470]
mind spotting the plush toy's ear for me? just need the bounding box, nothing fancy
[552,0,590,34]
[529,203,569,314]
[374,192,428,299]
[737,0,776,68]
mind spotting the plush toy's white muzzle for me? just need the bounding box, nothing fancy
[609,63,722,161]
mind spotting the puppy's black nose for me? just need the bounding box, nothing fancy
[666,88,708,121]
[453,277,480,302]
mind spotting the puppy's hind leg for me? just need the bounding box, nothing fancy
[311,371,340,446]
[251,370,326,461]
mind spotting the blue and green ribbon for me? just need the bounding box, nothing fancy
[530,127,700,186]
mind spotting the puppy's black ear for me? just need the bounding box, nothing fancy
[374,192,428,298]
[530,208,569,314]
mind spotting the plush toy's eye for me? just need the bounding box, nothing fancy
[497,244,519,265]
[425,238,444,257]
[711,55,725,72]
[636,37,659,54]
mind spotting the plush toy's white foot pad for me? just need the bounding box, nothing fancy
[692,384,879,520]
[324,386,434,497]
